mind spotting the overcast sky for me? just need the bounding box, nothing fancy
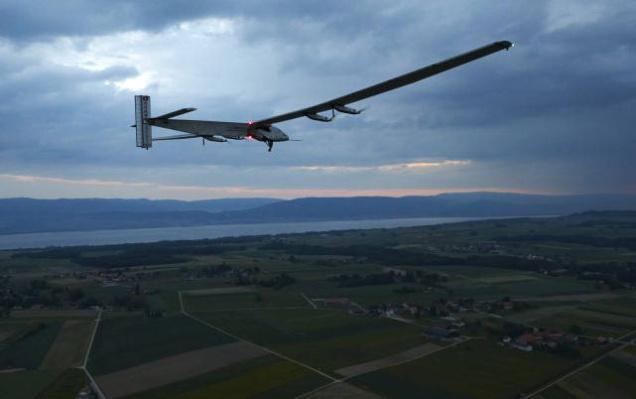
[0,0,634,199]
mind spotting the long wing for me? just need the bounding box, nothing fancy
[254,40,512,126]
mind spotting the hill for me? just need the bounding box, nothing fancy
[0,193,635,234]
[216,193,636,222]
[0,198,279,234]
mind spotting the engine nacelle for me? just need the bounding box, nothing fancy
[305,112,334,122]
[334,104,363,114]
[205,136,227,142]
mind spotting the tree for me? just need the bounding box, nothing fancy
[568,324,584,335]
[68,288,85,302]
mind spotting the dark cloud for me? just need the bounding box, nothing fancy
[0,0,365,42]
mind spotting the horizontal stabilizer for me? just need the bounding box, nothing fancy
[151,107,197,120]
[153,133,199,141]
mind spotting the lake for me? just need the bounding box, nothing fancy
[0,217,498,250]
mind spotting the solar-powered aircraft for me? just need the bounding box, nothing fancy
[133,41,512,152]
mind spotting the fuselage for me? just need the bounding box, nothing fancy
[249,126,289,142]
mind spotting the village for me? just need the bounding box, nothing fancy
[310,294,617,355]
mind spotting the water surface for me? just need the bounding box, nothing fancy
[0,217,496,250]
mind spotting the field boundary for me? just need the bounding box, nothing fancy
[179,291,339,383]
[519,293,626,303]
[335,342,443,377]
[301,292,317,309]
[302,381,382,398]
[80,310,106,399]
[523,329,636,399]
[185,306,311,313]
[40,319,94,369]
[96,342,267,398]
[296,338,468,398]
[182,287,255,296]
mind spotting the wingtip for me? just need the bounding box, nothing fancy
[500,40,515,50]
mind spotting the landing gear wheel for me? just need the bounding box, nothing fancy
[267,141,273,152]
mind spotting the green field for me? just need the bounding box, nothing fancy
[0,322,62,370]
[353,339,578,399]
[125,355,329,399]
[533,309,636,338]
[2,212,636,397]
[444,276,597,300]
[183,289,308,312]
[193,308,424,373]
[579,296,636,318]
[0,370,61,399]
[542,356,636,398]
[88,314,234,375]
[34,368,87,399]
[40,320,94,369]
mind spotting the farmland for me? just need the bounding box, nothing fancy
[0,211,635,397]
[353,339,578,399]
[192,308,425,373]
[88,314,235,375]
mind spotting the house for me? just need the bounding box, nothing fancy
[516,333,540,347]
[513,343,533,352]
[451,321,466,329]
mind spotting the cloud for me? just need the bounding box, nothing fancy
[0,173,536,200]
[294,160,470,173]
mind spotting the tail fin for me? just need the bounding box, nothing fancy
[134,95,152,149]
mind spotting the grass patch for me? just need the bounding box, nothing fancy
[555,356,636,398]
[0,322,61,370]
[183,289,307,312]
[353,339,578,399]
[580,296,636,318]
[0,370,60,399]
[40,320,94,369]
[194,308,424,373]
[124,355,329,399]
[540,385,579,399]
[88,314,234,375]
[473,275,538,284]
[0,323,26,344]
[535,309,636,338]
[35,368,87,399]
[445,276,596,300]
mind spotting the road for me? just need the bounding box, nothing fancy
[80,309,107,399]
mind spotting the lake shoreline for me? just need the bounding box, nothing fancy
[0,216,547,251]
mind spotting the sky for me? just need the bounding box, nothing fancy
[0,0,634,200]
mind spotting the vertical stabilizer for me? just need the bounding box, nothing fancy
[134,95,152,149]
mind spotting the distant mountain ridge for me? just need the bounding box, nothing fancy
[214,193,636,222]
[0,193,634,235]
[0,198,280,234]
